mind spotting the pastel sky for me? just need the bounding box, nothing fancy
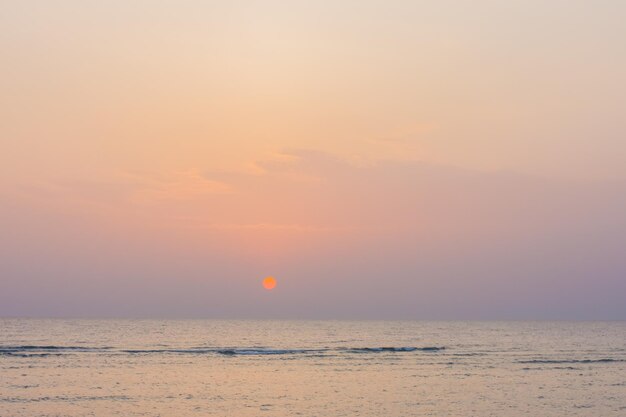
[1,1,625,319]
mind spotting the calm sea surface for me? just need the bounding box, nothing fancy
[1,320,625,416]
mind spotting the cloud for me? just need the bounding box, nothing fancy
[203,148,626,238]
[2,148,625,318]
[129,170,233,202]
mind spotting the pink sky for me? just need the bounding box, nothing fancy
[1,1,625,318]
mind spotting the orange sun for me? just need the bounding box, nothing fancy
[262,276,277,290]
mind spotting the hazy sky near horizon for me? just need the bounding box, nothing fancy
[1,1,625,319]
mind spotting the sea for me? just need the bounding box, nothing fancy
[1,319,625,416]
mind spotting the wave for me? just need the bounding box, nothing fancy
[344,347,444,353]
[0,345,110,351]
[0,346,111,356]
[121,348,319,355]
[1,345,443,357]
[124,346,436,356]
[1,352,67,358]
[217,349,320,356]
[517,358,625,364]
[522,366,580,371]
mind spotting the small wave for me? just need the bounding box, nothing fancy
[344,346,444,353]
[122,348,218,354]
[217,349,319,356]
[517,358,624,364]
[451,353,486,357]
[0,345,444,357]
[0,345,110,351]
[122,348,324,356]
[522,366,580,371]
[0,346,111,356]
[121,348,312,355]
[216,346,440,356]
[0,352,66,358]
[123,346,439,356]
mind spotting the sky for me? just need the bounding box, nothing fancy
[1,1,625,319]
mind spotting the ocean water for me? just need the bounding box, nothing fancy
[1,320,625,416]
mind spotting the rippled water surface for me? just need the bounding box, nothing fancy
[1,320,625,416]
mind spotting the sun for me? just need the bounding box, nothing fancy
[262,276,277,290]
